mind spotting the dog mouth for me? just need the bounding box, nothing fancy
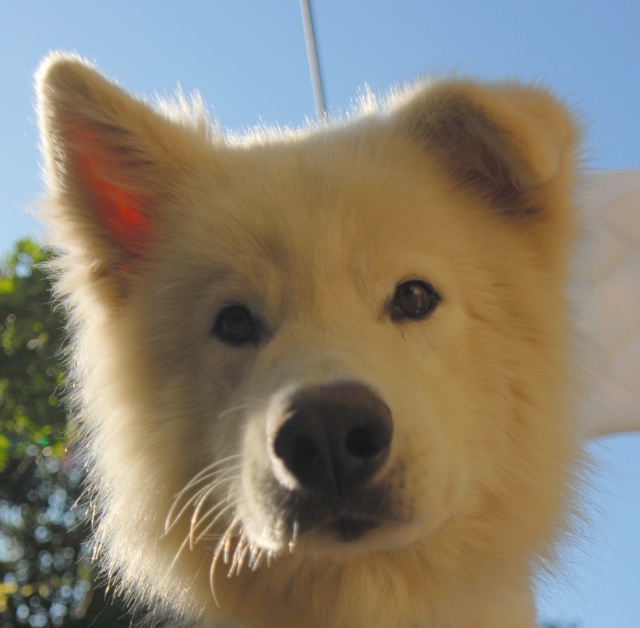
[326,516,380,542]
[247,460,410,552]
[242,471,425,555]
[274,487,413,550]
[275,484,401,543]
[292,512,426,555]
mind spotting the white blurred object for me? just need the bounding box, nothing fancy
[576,170,640,438]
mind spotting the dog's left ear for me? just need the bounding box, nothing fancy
[396,80,579,219]
[36,53,204,274]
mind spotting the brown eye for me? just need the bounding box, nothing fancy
[212,305,260,346]
[390,280,440,322]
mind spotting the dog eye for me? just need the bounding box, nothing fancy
[390,280,440,322]
[212,305,260,346]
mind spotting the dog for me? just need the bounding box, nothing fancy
[37,53,581,627]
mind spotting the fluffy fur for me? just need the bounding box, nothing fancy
[37,53,581,627]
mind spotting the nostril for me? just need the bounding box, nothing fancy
[345,425,389,459]
[293,435,320,462]
[276,432,320,473]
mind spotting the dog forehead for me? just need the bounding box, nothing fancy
[188,130,457,264]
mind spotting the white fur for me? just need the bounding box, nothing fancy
[37,53,582,627]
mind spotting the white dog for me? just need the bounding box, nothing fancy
[37,53,581,627]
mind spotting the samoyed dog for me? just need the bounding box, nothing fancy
[37,53,580,627]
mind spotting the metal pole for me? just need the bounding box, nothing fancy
[299,0,327,121]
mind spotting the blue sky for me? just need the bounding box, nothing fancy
[0,2,638,626]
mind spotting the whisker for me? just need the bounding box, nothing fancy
[190,469,239,518]
[216,402,262,420]
[190,485,239,549]
[222,528,234,566]
[165,478,216,534]
[289,519,299,553]
[186,456,243,484]
[223,518,241,565]
[183,456,243,486]
[266,548,275,568]
[165,461,242,533]
[194,502,236,545]
[167,528,200,576]
[229,531,248,577]
[169,499,234,575]
[248,545,262,571]
[189,488,219,550]
[190,469,241,517]
[209,514,241,608]
[209,547,221,608]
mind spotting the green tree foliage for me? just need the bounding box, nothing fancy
[0,240,133,627]
[0,240,67,468]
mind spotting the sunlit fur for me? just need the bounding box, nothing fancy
[37,53,581,627]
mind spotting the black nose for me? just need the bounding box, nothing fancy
[273,383,393,497]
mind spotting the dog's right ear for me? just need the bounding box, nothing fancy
[393,79,578,222]
[37,53,196,274]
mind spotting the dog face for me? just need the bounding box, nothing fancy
[38,54,579,626]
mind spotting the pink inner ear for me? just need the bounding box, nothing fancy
[73,130,150,259]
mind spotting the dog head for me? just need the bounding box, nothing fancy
[38,54,579,626]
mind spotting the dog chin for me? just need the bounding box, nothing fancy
[287,518,427,557]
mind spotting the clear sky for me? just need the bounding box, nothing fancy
[0,2,638,626]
